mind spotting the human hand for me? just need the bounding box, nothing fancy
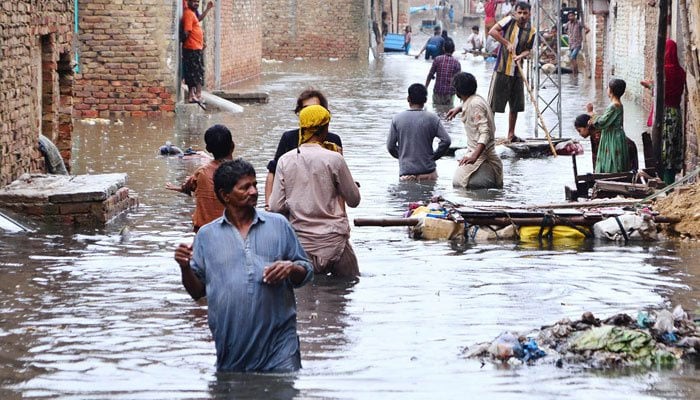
[263,261,296,285]
[459,154,477,166]
[507,42,515,54]
[165,182,181,191]
[174,243,193,269]
[206,1,214,10]
[586,103,594,113]
[445,106,461,120]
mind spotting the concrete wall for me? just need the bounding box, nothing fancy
[0,1,74,187]
[602,0,652,105]
[262,0,369,59]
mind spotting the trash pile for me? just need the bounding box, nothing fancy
[464,306,700,368]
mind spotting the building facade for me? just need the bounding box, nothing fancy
[262,0,369,59]
[0,1,74,187]
[74,0,262,118]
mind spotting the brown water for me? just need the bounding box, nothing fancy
[1,29,699,399]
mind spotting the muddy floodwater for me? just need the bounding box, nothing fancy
[2,30,700,399]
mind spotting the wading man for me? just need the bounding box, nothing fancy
[270,105,361,278]
[165,124,234,232]
[387,83,451,181]
[487,1,535,143]
[447,72,503,189]
[564,11,589,75]
[425,39,461,107]
[175,159,313,372]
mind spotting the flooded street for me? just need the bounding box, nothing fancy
[2,28,700,398]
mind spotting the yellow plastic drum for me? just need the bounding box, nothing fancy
[519,225,590,241]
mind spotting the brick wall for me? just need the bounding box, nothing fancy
[75,1,263,114]
[262,0,369,59]
[0,1,73,187]
[205,0,262,89]
[74,0,177,118]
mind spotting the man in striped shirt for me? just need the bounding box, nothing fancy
[487,1,535,143]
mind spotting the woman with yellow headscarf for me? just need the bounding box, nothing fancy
[269,104,362,278]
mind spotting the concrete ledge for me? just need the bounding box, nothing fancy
[211,91,269,104]
[0,174,137,225]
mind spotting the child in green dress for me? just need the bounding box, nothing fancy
[587,78,629,173]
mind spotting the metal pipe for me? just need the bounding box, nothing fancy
[74,0,80,73]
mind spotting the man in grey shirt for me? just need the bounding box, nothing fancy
[387,83,451,181]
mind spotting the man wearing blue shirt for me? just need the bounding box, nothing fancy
[175,158,313,372]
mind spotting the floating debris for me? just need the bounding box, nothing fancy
[464,306,700,368]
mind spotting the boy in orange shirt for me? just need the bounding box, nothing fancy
[166,124,234,232]
[181,0,213,104]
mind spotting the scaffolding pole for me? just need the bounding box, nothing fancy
[531,0,563,139]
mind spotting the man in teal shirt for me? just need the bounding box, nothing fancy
[175,159,313,372]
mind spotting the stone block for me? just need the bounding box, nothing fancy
[0,173,135,226]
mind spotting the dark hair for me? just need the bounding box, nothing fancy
[471,25,479,31]
[515,1,531,11]
[608,78,626,98]
[204,124,234,159]
[408,83,428,105]
[214,158,256,204]
[441,30,448,39]
[294,89,329,114]
[443,39,455,54]
[433,26,441,34]
[452,72,477,98]
[574,113,591,128]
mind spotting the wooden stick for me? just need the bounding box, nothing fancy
[516,61,557,157]
[354,218,420,227]
[353,214,679,228]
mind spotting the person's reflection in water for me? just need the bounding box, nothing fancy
[209,371,299,400]
[388,180,439,212]
[295,275,357,362]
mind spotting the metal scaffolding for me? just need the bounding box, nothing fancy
[531,0,563,139]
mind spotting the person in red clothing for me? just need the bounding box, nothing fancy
[181,0,213,104]
[641,39,687,184]
[166,124,235,232]
[484,0,505,34]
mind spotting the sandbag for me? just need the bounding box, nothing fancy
[592,213,658,241]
